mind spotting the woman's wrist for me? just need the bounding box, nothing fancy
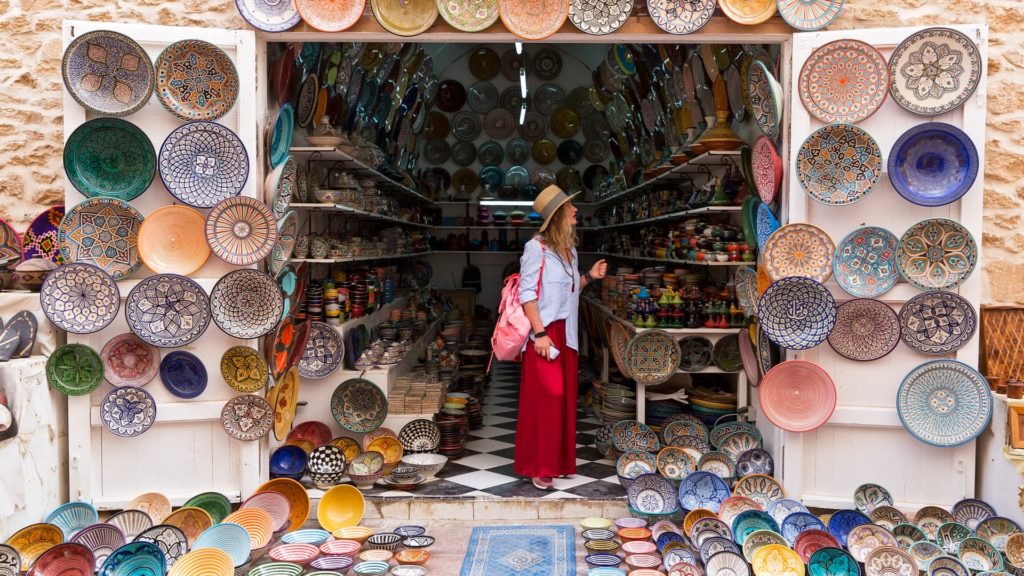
[534,330,547,339]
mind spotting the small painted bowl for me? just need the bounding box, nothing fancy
[332,526,373,543]
[366,533,402,551]
[400,454,448,479]
[395,549,431,565]
[320,539,361,557]
[357,549,393,563]
[351,561,389,576]
[268,543,319,565]
[349,471,384,489]
[309,555,354,571]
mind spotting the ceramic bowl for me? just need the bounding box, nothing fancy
[314,188,343,204]
[316,485,365,532]
[309,556,354,571]
[268,543,319,565]
[319,539,361,557]
[399,454,447,481]
[357,549,393,563]
[309,471,344,490]
[389,466,420,482]
[395,549,431,565]
[366,533,402,551]
[270,445,308,480]
[349,471,384,489]
[332,526,374,543]
[352,562,389,576]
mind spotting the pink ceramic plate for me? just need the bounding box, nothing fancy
[759,361,836,432]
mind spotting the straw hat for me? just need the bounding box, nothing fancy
[534,184,580,232]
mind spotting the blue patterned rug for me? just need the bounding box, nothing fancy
[460,525,576,576]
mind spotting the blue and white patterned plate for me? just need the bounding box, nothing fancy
[627,473,678,514]
[700,536,741,563]
[828,509,872,547]
[758,277,836,350]
[767,498,810,526]
[209,269,284,339]
[782,512,826,546]
[889,27,982,116]
[755,202,780,250]
[134,525,188,570]
[735,447,774,477]
[898,291,976,356]
[62,30,155,117]
[833,226,900,298]
[748,60,782,140]
[678,471,731,512]
[269,104,294,168]
[951,499,996,531]
[158,121,248,208]
[125,274,211,348]
[889,123,978,207]
[298,321,344,379]
[100,385,157,437]
[40,262,120,334]
[235,0,301,31]
[897,360,992,447]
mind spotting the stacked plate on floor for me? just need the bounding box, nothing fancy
[435,413,468,458]
[600,381,637,424]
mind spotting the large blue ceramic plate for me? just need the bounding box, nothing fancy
[159,351,207,399]
[827,509,872,546]
[897,359,992,447]
[758,277,836,350]
[678,471,731,512]
[889,123,978,207]
[98,541,166,576]
[270,103,294,168]
[158,122,248,208]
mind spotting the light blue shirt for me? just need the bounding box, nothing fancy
[518,237,580,352]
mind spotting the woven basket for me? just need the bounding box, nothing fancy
[981,306,1024,380]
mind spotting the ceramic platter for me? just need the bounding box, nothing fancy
[437,0,499,32]
[897,359,992,447]
[797,123,882,206]
[101,385,157,437]
[752,135,782,203]
[625,329,682,386]
[762,223,835,283]
[155,39,239,121]
[269,366,299,441]
[679,471,731,513]
[628,473,678,514]
[270,210,297,279]
[160,351,208,399]
[759,277,836,350]
[889,27,982,116]
[268,157,294,220]
[832,226,900,298]
[220,346,268,393]
[719,0,774,24]
[58,198,144,280]
[46,343,104,396]
[101,333,160,387]
[896,218,977,290]
[158,121,248,208]
[748,60,782,140]
[898,291,976,355]
[210,269,284,339]
[776,0,842,30]
[221,394,274,441]
[888,123,978,207]
[759,361,836,432]
[371,0,439,36]
[799,39,888,124]
[137,205,211,276]
[206,196,278,266]
[40,262,120,334]
[64,118,156,201]
[295,0,367,32]
[646,0,715,35]
[269,104,293,169]
[0,219,20,265]
[755,202,780,251]
[331,378,388,433]
[827,298,900,362]
[569,0,632,35]
[235,0,301,31]
[61,30,155,117]
[125,274,211,348]
[498,0,568,40]
[23,206,66,265]
[298,321,345,379]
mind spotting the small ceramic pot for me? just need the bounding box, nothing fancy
[310,235,330,259]
[294,235,310,258]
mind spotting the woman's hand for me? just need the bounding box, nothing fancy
[534,335,553,360]
[589,259,608,280]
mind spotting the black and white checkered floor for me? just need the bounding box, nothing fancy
[363,362,626,499]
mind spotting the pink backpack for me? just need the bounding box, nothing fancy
[490,247,544,363]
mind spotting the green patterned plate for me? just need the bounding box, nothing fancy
[184,492,232,524]
[64,118,156,201]
[46,343,103,396]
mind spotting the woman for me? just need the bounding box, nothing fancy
[515,185,607,491]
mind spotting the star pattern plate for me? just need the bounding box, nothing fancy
[897,359,992,447]
[221,394,274,441]
[155,39,239,121]
[58,198,144,280]
[64,118,156,201]
[799,39,889,124]
[298,321,344,379]
[125,274,212,348]
[797,124,882,206]
[646,0,714,34]
[40,262,120,334]
[898,291,976,355]
[158,121,248,208]
[896,218,977,290]
[61,30,155,117]
[759,277,836,350]
[627,473,678,514]
[763,223,835,283]
[569,0,631,34]
[220,346,268,393]
[889,27,982,116]
[833,226,900,298]
[331,378,388,433]
[625,329,682,386]
[209,269,283,339]
[101,385,157,437]
[827,299,900,361]
[205,196,278,266]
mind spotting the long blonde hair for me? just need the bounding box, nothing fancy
[540,203,577,260]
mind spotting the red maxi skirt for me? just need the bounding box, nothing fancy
[514,319,578,478]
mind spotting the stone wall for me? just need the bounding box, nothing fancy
[1,0,1021,301]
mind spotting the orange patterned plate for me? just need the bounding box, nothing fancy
[361,427,397,451]
[296,0,366,32]
[329,437,362,461]
[365,436,404,466]
[128,492,172,524]
[168,548,233,576]
[256,478,310,533]
[498,0,568,40]
[223,508,274,549]
[371,0,439,36]
[270,366,300,441]
[163,507,213,547]
[265,317,311,382]
[5,523,63,571]
[719,0,776,24]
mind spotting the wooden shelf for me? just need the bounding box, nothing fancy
[594,150,743,206]
[584,297,742,337]
[587,205,743,231]
[290,251,430,264]
[290,147,434,205]
[290,203,433,228]
[588,252,751,266]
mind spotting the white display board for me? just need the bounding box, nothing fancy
[758,24,989,510]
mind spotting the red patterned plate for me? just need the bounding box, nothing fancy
[101,333,160,387]
[288,421,333,447]
[799,39,889,125]
[794,529,841,563]
[752,135,782,203]
[27,543,93,576]
[759,360,836,432]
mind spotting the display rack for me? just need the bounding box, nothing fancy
[290,147,434,204]
[290,252,431,265]
[289,203,433,229]
[588,206,742,231]
[593,150,743,206]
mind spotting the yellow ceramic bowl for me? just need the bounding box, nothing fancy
[223,508,274,549]
[164,507,214,547]
[317,485,366,532]
[445,397,468,405]
[332,526,374,543]
[256,478,311,533]
[168,548,233,576]
[580,517,612,530]
[752,544,805,576]
[358,549,393,563]
[5,523,63,571]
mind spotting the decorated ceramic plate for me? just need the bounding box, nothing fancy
[748,60,782,140]
[889,27,982,116]
[437,0,499,31]
[897,359,992,447]
[270,210,297,279]
[763,223,835,283]
[125,274,211,348]
[296,0,367,32]
[570,0,631,34]
[101,385,157,437]
[371,0,439,36]
[899,291,976,356]
[832,226,900,298]
[759,360,836,432]
[265,316,310,382]
[158,121,248,208]
[888,123,978,207]
[64,118,156,201]
[759,277,836,350]
[0,218,20,266]
[46,343,104,396]
[267,157,295,221]
[752,135,782,204]
[498,0,568,40]
[797,124,882,206]
[628,473,679,514]
[101,333,160,387]
[222,394,274,441]
[777,0,842,30]
[298,321,344,379]
[647,0,715,34]
[137,205,210,275]
[896,218,977,290]
[22,206,66,265]
[206,196,278,266]
[210,269,283,339]
[235,0,301,31]
[755,202,780,250]
[40,262,120,334]
[219,346,268,394]
[160,350,208,399]
[58,198,144,279]
[625,329,681,386]
[269,104,294,169]
[155,40,238,121]
[828,299,900,361]
[62,30,155,117]
[269,366,300,441]
[719,0,774,23]
[807,547,858,576]
[331,378,388,433]
[679,471,731,513]
[799,39,888,124]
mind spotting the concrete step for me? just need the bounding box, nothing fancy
[357,496,630,522]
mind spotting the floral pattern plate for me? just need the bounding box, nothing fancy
[625,329,681,386]
[889,27,982,116]
[58,198,144,280]
[896,218,977,290]
[798,39,888,124]
[828,299,900,361]
[221,394,274,441]
[101,385,157,437]
[64,118,156,201]
[206,196,278,266]
[758,277,836,350]
[155,39,239,121]
[298,321,344,379]
[776,0,842,31]
[437,0,499,31]
[678,471,731,513]
[569,0,632,34]
[331,379,388,433]
[210,269,284,339]
[763,223,835,283]
[797,123,882,206]
[101,333,160,387]
[46,343,104,396]
[235,0,301,31]
[62,30,155,117]
[898,291,976,356]
[897,359,992,447]
[220,346,268,393]
[628,473,679,514]
[646,0,714,34]
[370,0,439,36]
[888,123,978,207]
[498,0,568,40]
[748,60,782,140]
[752,135,782,203]
[832,226,900,298]
[23,206,66,264]
[40,262,120,334]
[159,121,248,208]
[125,274,211,348]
